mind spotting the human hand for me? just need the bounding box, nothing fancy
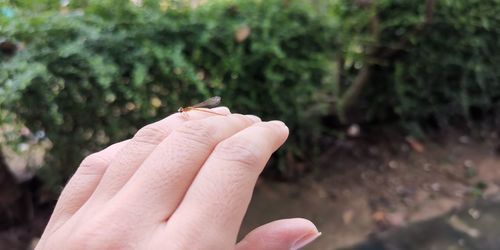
[36,108,320,250]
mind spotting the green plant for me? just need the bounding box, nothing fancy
[390,0,500,130]
[2,0,500,192]
[326,0,500,136]
[1,0,336,189]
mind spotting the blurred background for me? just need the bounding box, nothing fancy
[1,0,500,249]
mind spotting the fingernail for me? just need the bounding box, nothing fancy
[246,115,261,122]
[291,231,322,250]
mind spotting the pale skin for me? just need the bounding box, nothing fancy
[36,107,320,250]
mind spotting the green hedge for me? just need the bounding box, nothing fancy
[1,0,500,189]
[1,0,336,186]
[393,0,500,130]
[362,0,500,135]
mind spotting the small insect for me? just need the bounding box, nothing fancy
[178,96,224,116]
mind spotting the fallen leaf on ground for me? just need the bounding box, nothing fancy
[406,137,425,153]
[343,210,354,225]
[386,212,406,226]
[372,211,385,222]
[448,215,480,238]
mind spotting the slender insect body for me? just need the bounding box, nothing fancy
[178,96,223,116]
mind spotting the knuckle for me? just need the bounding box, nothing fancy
[214,138,261,168]
[230,113,250,122]
[79,153,107,169]
[175,120,217,146]
[133,124,171,145]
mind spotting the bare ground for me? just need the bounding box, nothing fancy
[240,130,500,249]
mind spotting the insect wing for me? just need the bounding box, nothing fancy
[191,96,221,108]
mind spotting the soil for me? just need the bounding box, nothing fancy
[240,129,500,249]
[341,198,500,250]
[2,128,500,250]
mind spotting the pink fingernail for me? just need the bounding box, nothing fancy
[291,231,322,250]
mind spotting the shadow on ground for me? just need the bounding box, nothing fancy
[241,132,500,250]
[342,198,500,250]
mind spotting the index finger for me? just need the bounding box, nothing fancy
[160,121,289,249]
[81,107,231,207]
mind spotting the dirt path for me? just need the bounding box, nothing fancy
[342,198,500,250]
[240,133,500,249]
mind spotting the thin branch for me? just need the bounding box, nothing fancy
[334,54,344,99]
[337,65,371,122]
[332,0,437,122]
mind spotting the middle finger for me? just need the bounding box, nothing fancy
[104,114,260,223]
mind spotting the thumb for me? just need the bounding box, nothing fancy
[235,218,321,250]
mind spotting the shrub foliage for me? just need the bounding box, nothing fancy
[1,0,336,185]
[1,0,499,187]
